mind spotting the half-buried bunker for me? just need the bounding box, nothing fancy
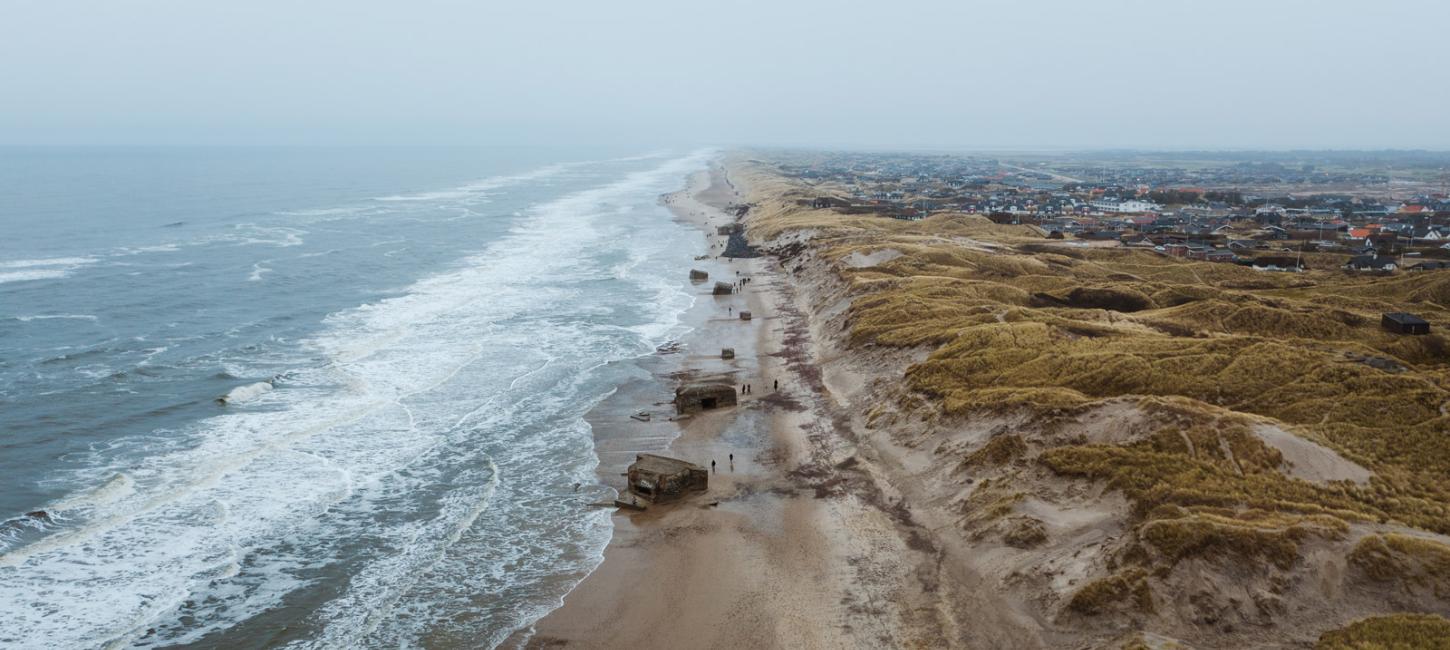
[674,382,738,414]
[626,454,708,502]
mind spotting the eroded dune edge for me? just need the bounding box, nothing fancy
[529,152,1450,649]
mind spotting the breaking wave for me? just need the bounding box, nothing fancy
[0,150,713,648]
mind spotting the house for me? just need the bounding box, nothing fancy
[1250,255,1305,272]
[1381,312,1430,335]
[626,454,708,502]
[1260,225,1289,240]
[1344,254,1398,272]
[1090,198,1161,213]
[1188,248,1237,263]
[1410,261,1450,271]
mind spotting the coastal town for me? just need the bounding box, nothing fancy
[776,151,1450,272]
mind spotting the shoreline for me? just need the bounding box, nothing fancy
[510,160,787,646]
[511,159,951,648]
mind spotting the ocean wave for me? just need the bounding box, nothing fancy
[0,256,98,269]
[51,473,136,512]
[115,243,182,255]
[0,150,716,648]
[10,313,99,322]
[368,160,580,204]
[0,257,99,284]
[217,381,273,404]
[274,207,365,217]
[229,224,306,248]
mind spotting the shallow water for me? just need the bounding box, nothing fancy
[0,146,710,647]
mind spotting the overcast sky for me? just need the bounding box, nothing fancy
[3,0,1447,149]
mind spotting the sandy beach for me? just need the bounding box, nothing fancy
[510,162,960,648]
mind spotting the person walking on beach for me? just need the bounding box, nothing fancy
[711,460,716,473]
[773,379,778,391]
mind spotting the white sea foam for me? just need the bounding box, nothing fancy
[370,162,573,203]
[0,256,98,269]
[12,314,99,322]
[51,473,136,511]
[219,381,273,404]
[274,206,365,217]
[0,150,715,649]
[0,257,99,283]
[229,225,307,247]
[115,244,182,255]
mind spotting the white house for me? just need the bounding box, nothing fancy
[1089,198,1161,213]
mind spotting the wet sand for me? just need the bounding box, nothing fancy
[509,162,942,648]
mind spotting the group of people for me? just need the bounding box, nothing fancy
[711,453,735,473]
[739,379,781,395]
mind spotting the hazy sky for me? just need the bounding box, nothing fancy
[3,0,1447,149]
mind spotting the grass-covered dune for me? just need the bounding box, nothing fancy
[735,154,1450,644]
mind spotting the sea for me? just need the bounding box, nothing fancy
[0,146,712,648]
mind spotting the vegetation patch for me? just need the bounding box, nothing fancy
[1066,568,1154,616]
[1350,534,1450,591]
[963,433,1027,469]
[1316,614,1450,649]
[1002,517,1048,548]
[1138,515,1313,570]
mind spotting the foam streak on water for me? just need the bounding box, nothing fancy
[0,150,711,649]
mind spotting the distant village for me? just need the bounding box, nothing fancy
[777,151,1450,272]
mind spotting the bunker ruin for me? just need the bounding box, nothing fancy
[674,382,738,413]
[627,454,708,502]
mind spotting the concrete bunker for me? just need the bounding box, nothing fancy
[674,382,738,414]
[627,454,708,502]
